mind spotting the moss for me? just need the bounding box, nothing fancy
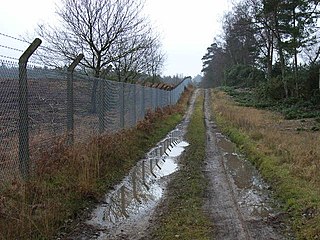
[152,92,213,240]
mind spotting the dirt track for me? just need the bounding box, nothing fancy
[203,89,291,239]
[60,89,293,239]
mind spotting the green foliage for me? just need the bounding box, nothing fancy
[224,64,265,87]
[222,86,320,120]
[255,77,286,100]
[202,0,320,104]
[201,42,227,88]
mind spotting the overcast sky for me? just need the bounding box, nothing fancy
[0,0,233,77]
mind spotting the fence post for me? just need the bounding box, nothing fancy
[150,88,154,111]
[18,38,42,180]
[67,54,84,144]
[141,86,145,119]
[99,78,106,134]
[120,82,125,128]
[156,88,159,108]
[133,84,137,125]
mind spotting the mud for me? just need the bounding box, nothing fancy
[88,141,189,240]
[61,89,199,240]
[203,89,293,239]
[61,89,294,240]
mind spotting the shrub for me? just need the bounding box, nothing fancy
[224,64,265,88]
[255,77,285,101]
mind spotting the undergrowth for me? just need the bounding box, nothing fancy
[0,87,193,240]
[152,91,213,240]
[211,89,320,239]
[221,86,320,120]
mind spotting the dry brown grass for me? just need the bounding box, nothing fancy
[211,89,320,239]
[212,90,320,184]
[0,86,193,240]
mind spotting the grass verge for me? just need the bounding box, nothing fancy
[151,91,213,240]
[0,87,193,240]
[211,89,320,239]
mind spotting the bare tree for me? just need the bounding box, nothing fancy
[144,38,165,82]
[111,29,165,82]
[37,0,160,112]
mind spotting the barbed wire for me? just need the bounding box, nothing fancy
[0,54,19,61]
[0,31,82,67]
[0,32,30,44]
[0,44,24,52]
[0,54,46,67]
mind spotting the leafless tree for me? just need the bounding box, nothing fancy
[111,29,165,82]
[36,0,162,112]
[144,39,165,82]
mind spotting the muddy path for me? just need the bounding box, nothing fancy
[203,89,293,240]
[59,90,199,240]
[60,89,293,240]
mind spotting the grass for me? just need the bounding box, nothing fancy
[0,87,193,240]
[211,89,320,239]
[151,91,213,240]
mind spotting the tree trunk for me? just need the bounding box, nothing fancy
[293,7,299,97]
[279,48,288,98]
[294,49,298,97]
[267,30,274,80]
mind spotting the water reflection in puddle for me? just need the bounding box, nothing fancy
[87,128,189,231]
[216,132,275,219]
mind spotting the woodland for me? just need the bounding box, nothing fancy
[202,0,320,119]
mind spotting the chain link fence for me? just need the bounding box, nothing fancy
[0,59,191,181]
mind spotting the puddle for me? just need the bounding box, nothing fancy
[86,129,189,237]
[60,90,199,240]
[215,131,276,219]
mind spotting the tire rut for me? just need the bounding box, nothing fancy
[203,89,289,240]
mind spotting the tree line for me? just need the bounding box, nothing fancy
[202,0,320,102]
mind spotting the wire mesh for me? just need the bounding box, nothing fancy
[0,59,191,181]
[0,61,20,180]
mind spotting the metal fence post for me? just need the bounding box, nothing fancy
[120,82,125,128]
[156,88,159,108]
[141,86,145,119]
[99,78,106,134]
[18,38,41,180]
[67,54,84,144]
[150,88,154,111]
[133,84,137,125]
